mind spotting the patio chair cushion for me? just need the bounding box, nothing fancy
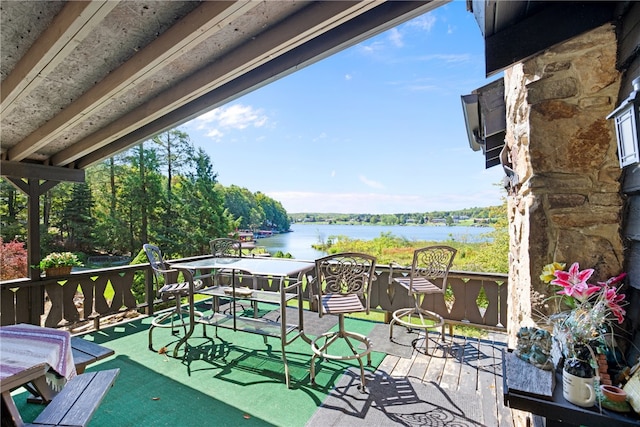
[319,293,365,315]
[394,277,440,294]
[158,279,203,296]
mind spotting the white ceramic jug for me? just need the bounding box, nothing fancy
[562,370,595,407]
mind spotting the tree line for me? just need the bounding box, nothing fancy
[0,130,290,259]
[290,207,501,226]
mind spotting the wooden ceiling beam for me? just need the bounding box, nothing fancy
[0,1,118,116]
[53,1,381,166]
[8,1,259,163]
[0,160,84,182]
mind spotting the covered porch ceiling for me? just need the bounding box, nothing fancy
[1,1,623,184]
[0,0,445,183]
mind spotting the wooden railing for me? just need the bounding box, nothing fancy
[0,257,508,333]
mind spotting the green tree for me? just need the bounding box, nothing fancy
[42,182,73,252]
[153,130,194,246]
[173,148,235,255]
[87,156,130,254]
[120,144,163,253]
[221,185,264,230]
[61,182,95,252]
[255,192,290,231]
[0,179,27,242]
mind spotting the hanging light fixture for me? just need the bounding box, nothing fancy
[607,77,640,168]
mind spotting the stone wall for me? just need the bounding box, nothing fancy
[504,24,624,346]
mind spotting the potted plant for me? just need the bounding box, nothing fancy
[39,252,83,277]
[540,262,627,407]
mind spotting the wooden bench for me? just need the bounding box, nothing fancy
[26,369,119,427]
[70,338,114,374]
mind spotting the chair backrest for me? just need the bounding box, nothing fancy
[143,243,173,286]
[314,252,376,301]
[409,245,457,292]
[210,238,242,257]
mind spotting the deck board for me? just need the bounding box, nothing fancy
[375,330,515,427]
[477,336,501,426]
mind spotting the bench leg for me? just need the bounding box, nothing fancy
[24,375,57,405]
[2,391,25,427]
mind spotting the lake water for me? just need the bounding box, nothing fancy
[257,223,494,260]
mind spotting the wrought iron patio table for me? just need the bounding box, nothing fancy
[171,257,315,388]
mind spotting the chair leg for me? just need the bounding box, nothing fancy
[310,315,371,392]
[389,297,443,356]
[148,295,203,352]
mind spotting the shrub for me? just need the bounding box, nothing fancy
[130,248,149,303]
[0,238,28,280]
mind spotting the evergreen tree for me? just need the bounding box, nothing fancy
[87,157,130,254]
[0,179,27,242]
[61,182,95,252]
[152,129,194,246]
[120,144,163,253]
[174,148,235,255]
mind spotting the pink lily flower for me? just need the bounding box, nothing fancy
[602,285,626,323]
[551,262,598,302]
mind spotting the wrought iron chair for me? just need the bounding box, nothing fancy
[389,245,456,354]
[209,237,249,313]
[143,244,203,351]
[210,237,242,258]
[309,252,377,392]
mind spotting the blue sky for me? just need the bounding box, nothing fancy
[181,1,505,214]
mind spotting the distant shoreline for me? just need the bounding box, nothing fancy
[290,221,491,228]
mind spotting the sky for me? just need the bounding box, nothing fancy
[181,1,505,214]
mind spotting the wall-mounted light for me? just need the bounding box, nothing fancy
[460,78,506,169]
[607,77,640,168]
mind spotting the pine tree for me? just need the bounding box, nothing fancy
[62,182,95,252]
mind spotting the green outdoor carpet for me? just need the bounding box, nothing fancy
[13,306,385,427]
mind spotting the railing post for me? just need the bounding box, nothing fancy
[29,285,45,326]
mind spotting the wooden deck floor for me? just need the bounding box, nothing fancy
[372,330,516,427]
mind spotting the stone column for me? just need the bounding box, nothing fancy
[504,24,624,346]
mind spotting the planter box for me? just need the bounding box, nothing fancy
[45,266,73,277]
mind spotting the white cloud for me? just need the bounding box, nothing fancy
[388,28,403,47]
[407,84,439,92]
[359,40,385,55]
[313,132,327,142]
[417,53,471,64]
[407,14,436,32]
[189,104,267,141]
[359,175,385,189]
[206,129,224,139]
[345,74,352,80]
[266,190,504,214]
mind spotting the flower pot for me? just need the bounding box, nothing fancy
[600,384,627,403]
[45,266,73,277]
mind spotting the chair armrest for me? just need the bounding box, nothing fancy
[388,262,403,284]
[155,266,179,275]
[305,274,319,309]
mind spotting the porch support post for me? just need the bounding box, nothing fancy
[6,177,59,324]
